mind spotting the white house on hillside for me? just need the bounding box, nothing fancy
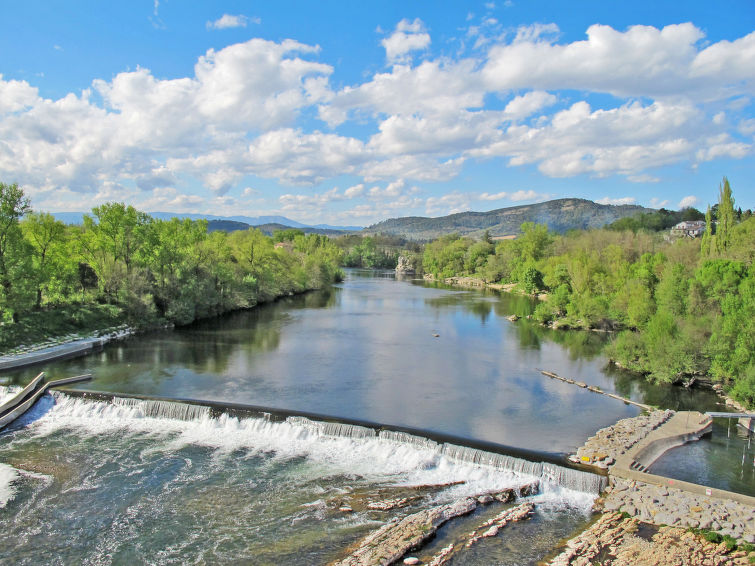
[670,220,706,238]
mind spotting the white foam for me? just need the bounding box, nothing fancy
[0,463,19,508]
[27,394,600,506]
[0,385,21,406]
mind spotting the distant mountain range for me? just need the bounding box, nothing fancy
[50,198,654,241]
[363,198,654,241]
[50,211,363,232]
[207,220,352,237]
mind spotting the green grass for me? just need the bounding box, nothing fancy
[687,527,751,553]
[0,304,127,353]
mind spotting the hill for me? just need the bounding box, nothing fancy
[363,198,653,241]
[50,211,362,232]
[253,223,353,237]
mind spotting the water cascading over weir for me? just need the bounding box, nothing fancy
[63,390,607,495]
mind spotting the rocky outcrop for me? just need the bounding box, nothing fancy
[331,483,540,566]
[548,511,754,566]
[395,256,415,275]
[331,497,478,566]
[423,502,536,565]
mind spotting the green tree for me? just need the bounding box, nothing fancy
[0,183,33,322]
[714,177,735,255]
[21,212,68,308]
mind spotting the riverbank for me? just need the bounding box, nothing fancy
[423,272,752,412]
[0,325,135,371]
[546,511,754,565]
[547,410,755,565]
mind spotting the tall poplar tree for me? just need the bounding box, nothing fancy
[715,177,735,254]
[700,204,713,257]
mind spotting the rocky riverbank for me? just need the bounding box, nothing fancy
[546,511,754,566]
[551,409,755,565]
[602,478,755,543]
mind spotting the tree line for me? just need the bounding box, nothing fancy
[0,183,343,345]
[421,178,755,408]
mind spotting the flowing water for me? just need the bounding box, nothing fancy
[0,269,752,564]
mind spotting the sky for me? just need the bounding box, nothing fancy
[1,1,754,227]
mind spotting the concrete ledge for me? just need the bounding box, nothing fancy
[610,467,755,508]
[0,340,98,371]
[609,411,755,506]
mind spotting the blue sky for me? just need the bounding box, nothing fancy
[1,1,754,226]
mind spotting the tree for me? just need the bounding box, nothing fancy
[700,205,713,257]
[79,203,152,301]
[714,177,735,255]
[0,183,32,322]
[21,212,68,308]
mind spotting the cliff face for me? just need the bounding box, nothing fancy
[363,198,653,241]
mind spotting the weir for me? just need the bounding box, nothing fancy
[59,389,607,494]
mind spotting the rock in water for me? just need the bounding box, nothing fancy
[330,497,478,566]
[395,256,415,275]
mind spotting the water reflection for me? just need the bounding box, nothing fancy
[1,268,749,494]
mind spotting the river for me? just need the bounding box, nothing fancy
[0,269,752,564]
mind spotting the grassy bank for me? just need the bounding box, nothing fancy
[0,304,128,354]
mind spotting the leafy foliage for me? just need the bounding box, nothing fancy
[0,187,344,350]
[419,178,755,407]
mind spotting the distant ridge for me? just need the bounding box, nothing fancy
[49,211,362,232]
[362,198,654,241]
[209,220,352,237]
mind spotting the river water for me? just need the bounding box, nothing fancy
[0,269,752,564]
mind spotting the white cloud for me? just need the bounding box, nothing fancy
[0,75,39,114]
[513,23,559,44]
[2,20,754,217]
[483,24,755,100]
[279,187,346,210]
[628,174,661,183]
[368,179,406,199]
[503,91,557,119]
[206,14,259,30]
[470,100,721,178]
[596,196,636,205]
[382,18,431,63]
[425,191,471,216]
[509,190,549,202]
[649,197,670,207]
[344,183,365,198]
[678,195,699,208]
[479,191,509,201]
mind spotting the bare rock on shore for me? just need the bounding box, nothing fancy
[601,478,755,544]
[547,511,754,566]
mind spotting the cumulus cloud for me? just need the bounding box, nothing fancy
[597,196,636,205]
[649,197,670,207]
[469,100,735,179]
[206,14,259,30]
[1,20,753,216]
[678,195,699,208]
[479,191,509,201]
[509,190,548,201]
[483,23,755,100]
[425,191,471,216]
[382,18,431,62]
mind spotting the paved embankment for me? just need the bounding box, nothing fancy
[569,409,755,545]
[0,327,133,371]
